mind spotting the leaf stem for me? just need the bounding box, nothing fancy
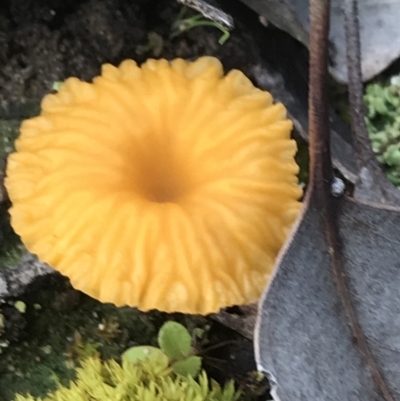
[308,0,332,198]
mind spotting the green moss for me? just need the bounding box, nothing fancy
[0,99,42,269]
[364,76,400,187]
[14,357,240,401]
[0,237,26,269]
[0,101,40,121]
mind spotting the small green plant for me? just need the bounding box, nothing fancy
[14,322,240,401]
[364,75,400,187]
[171,7,230,45]
[123,321,202,377]
[136,32,164,56]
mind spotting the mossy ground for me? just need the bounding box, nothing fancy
[0,276,164,401]
[0,276,260,401]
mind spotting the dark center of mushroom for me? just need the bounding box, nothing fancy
[142,159,186,203]
[131,138,195,203]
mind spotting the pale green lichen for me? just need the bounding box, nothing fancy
[14,301,27,314]
[14,357,240,401]
[365,75,400,187]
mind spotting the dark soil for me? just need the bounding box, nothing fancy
[0,0,264,113]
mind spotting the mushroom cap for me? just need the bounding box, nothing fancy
[5,57,302,314]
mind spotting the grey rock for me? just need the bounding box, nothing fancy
[0,253,54,299]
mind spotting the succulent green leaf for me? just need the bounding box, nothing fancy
[158,321,192,360]
[122,345,169,367]
[172,356,202,377]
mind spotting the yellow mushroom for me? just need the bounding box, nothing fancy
[5,57,302,314]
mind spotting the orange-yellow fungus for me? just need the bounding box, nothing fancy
[5,57,302,314]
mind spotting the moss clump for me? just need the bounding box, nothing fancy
[364,76,400,187]
[0,280,160,401]
[14,357,240,401]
